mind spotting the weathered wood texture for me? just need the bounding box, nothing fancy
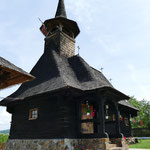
[9,93,133,139]
[0,57,34,90]
[120,112,131,137]
[9,96,78,139]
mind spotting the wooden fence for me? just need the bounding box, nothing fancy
[132,128,150,137]
[0,143,6,150]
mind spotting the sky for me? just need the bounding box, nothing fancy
[0,0,150,130]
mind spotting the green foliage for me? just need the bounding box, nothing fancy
[129,97,150,128]
[129,140,150,149]
[0,134,9,143]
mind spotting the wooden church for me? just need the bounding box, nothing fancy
[0,0,138,149]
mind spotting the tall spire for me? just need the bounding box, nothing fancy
[55,0,67,18]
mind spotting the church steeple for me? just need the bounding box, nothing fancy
[55,0,67,18]
[42,0,80,39]
[41,0,80,57]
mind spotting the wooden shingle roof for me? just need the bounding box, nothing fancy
[0,56,34,90]
[55,0,67,18]
[119,100,139,111]
[0,50,129,106]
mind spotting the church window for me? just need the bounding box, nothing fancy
[105,103,116,121]
[80,101,98,134]
[29,108,38,120]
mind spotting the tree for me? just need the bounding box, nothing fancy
[129,97,150,128]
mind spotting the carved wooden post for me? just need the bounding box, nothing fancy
[98,97,108,138]
[115,102,123,138]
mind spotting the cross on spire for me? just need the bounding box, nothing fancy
[55,0,67,18]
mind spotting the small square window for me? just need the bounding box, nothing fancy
[29,108,38,120]
[81,122,94,134]
[80,102,98,134]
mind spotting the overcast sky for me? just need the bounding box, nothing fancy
[0,0,150,130]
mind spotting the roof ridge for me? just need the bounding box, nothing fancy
[90,66,114,87]
[51,50,67,86]
[52,51,81,89]
[68,55,95,82]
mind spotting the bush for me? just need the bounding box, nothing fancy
[0,134,9,143]
[129,97,150,129]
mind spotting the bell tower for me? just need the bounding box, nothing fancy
[42,0,80,57]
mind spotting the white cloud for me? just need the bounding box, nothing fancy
[93,35,121,56]
[0,108,11,130]
[66,0,101,32]
[127,64,150,101]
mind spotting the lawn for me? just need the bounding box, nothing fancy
[129,140,150,149]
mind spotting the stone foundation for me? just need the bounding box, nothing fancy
[110,138,128,150]
[6,138,111,150]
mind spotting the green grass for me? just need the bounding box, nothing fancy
[129,140,150,149]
